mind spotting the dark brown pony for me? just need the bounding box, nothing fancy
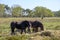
[10,20,30,35]
[30,21,44,32]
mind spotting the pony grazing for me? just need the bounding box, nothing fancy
[30,21,44,32]
[10,20,30,35]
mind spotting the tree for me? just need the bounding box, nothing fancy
[21,9,32,17]
[0,4,11,17]
[4,5,11,17]
[25,9,32,17]
[11,5,23,17]
[0,4,5,17]
[53,10,60,17]
[30,6,54,19]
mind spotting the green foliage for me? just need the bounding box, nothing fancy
[12,5,23,17]
[1,4,60,17]
[29,6,54,19]
[5,5,10,10]
[53,10,60,17]
[0,4,5,17]
[0,4,11,17]
[1,3,60,17]
[22,9,32,17]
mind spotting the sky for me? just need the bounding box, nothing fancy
[0,0,60,11]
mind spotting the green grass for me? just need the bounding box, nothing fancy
[0,17,60,40]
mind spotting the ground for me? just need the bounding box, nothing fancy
[0,17,60,40]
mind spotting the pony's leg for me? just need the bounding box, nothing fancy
[24,28,26,34]
[32,27,35,33]
[40,25,44,31]
[11,27,15,35]
[35,27,38,32]
[21,29,23,34]
[27,27,31,33]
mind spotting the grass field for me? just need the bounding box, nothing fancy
[0,17,60,40]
